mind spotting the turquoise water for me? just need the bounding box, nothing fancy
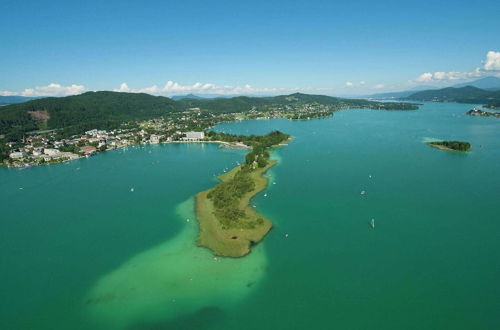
[1,102,499,329]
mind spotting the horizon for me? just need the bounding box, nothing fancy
[1,0,500,97]
[2,75,500,100]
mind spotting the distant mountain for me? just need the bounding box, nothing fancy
[365,77,500,100]
[366,90,419,99]
[365,85,438,99]
[452,76,500,89]
[405,86,500,106]
[171,93,269,100]
[0,95,39,105]
[170,94,206,101]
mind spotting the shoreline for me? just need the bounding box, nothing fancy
[2,140,253,168]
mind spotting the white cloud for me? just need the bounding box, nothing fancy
[484,51,500,70]
[0,90,16,96]
[0,83,86,97]
[360,81,366,85]
[414,68,484,83]
[2,81,337,98]
[415,72,434,83]
[20,83,86,97]
[113,80,317,96]
[345,81,353,87]
[374,84,385,89]
[413,50,500,85]
[115,83,130,92]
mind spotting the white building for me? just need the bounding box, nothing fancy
[185,131,205,141]
[44,148,60,156]
[9,152,27,159]
[85,129,99,136]
[150,135,160,144]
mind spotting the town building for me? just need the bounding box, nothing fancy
[184,131,205,141]
[44,148,60,156]
[9,152,27,159]
[79,146,97,155]
[150,135,160,144]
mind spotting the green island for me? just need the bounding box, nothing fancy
[196,131,290,257]
[425,140,471,152]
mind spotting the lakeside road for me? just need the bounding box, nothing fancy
[195,160,276,257]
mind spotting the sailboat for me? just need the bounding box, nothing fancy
[370,218,375,229]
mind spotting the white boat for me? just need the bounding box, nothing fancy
[361,190,366,195]
[370,218,375,229]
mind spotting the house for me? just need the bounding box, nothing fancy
[79,146,97,155]
[59,152,80,160]
[150,135,160,144]
[32,149,43,156]
[85,129,99,136]
[184,131,205,141]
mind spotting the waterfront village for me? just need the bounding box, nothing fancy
[2,103,334,168]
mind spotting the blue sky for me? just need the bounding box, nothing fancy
[1,0,499,96]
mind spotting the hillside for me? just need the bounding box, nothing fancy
[405,86,500,106]
[0,91,417,141]
[0,91,181,140]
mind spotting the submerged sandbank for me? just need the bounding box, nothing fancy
[84,198,267,329]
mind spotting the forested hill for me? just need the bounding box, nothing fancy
[405,86,500,106]
[0,91,417,141]
[0,91,181,140]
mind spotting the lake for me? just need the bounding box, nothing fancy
[1,102,499,329]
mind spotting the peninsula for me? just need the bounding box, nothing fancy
[196,131,290,257]
[466,108,500,118]
[425,140,471,152]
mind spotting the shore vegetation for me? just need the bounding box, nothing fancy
[426,140,471,152]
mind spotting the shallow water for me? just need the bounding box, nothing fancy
[1,102,499,329]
